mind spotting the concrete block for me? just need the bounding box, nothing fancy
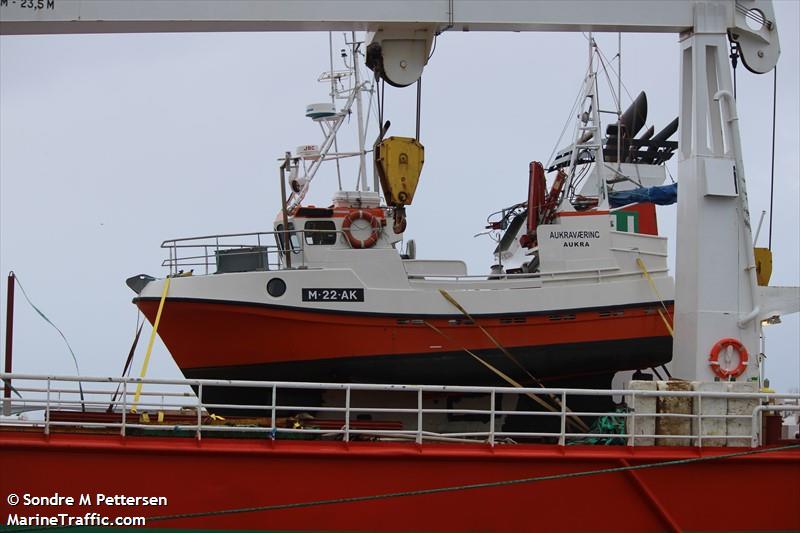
[727,381,759,447]
[691,381,726,447]
[627,380,657,446]
[656,381,693,446]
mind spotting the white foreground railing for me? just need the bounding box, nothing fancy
[1,373,798,448]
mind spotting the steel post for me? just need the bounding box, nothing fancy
[3,272,15,416]
[280,153,292,269]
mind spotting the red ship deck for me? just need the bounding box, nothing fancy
[1,430,798,532]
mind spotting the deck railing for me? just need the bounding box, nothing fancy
[2,373,797,448]
[406,266,669,283]
[160,228,344,275]
[159,229,670,286]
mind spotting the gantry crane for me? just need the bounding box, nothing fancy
[2,0,795,382]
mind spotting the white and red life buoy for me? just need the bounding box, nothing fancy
[342,210,381,249]
[708,337,749,379]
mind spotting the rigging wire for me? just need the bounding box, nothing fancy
[378,78,386,135]
[416,78,422,140]
[107,313,144,412]
[665,164,676,184]
[428,33,438,60]
[544,80,585,169]
[735,4,772,30]
[367,78,380,128]
[768,65,777,250]
[618,32,622,147]
[595,44,635,105]
[595,50,621,117]
[126,309,143,378]
[363,73,376,138]
[547,36,606,172]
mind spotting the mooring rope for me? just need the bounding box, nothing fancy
[136,443,800,526]
[11,439,799,530]
[11,274,84,409]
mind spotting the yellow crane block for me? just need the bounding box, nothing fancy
[375,136,424,206]
[754,247,772,286]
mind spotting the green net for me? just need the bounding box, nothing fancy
[568,407,629,445]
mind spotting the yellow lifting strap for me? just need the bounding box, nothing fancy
[423,321,553,408]
[435,289,590,433]
[635,257,674,337]
[131,277,171,413]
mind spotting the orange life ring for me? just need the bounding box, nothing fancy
[342,210,381,249]
[708,337,749,379]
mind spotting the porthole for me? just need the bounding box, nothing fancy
[266,278,286,297]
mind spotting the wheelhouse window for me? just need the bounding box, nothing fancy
[304,220,337,245]
[275,223,300,253]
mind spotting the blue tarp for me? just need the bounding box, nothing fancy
[609,183,677,208]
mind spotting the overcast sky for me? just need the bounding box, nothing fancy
[1,2,798,392]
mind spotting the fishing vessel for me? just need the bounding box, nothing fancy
[128,37,679,406]
[1,1,799,532]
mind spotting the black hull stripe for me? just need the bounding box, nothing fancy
[182,337,672,418]
[183,336,673,385]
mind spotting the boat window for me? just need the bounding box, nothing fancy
[304,220,337,245]
[275,223,300,253]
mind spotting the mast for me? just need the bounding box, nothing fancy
[351,31,369,191]
[590,40,607,205]
[330,31,343,190]
[562,35,606,210]
[616,32,622,172]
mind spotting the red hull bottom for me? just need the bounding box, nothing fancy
[2,431,798,532]
[136,298,673,385]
